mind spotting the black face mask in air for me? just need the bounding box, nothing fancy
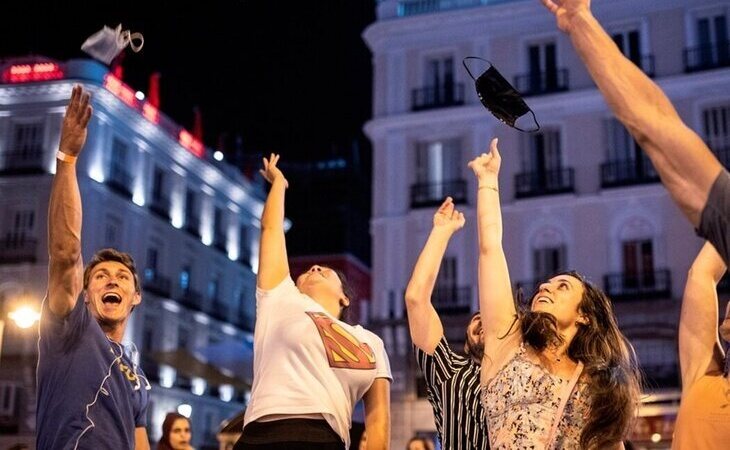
[463,56,540,132]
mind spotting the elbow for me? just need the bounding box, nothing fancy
[404,285,427,308]
[49,242,81,266]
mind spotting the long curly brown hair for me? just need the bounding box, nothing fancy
[519,271,641,449]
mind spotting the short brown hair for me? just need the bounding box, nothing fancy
[83,248,140,293]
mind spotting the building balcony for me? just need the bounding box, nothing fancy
[149,194,170,221]
[395,0,519,17]
[143,271,172,298]
[600,160,659,188]
[184,216,201,238]
[178,288,203,311]
[432,286,472,315]
[107,164,133,198]
[515,168,574,199]
[411,83,465,111]
[0,149,45,175]
[603,269,671,301]
[410,179,467,208]
[0,237,37,264]
[684,42,730,73]
[513,69,569,96]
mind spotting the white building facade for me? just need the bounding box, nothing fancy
[364,0,730,447]
[0,57,262,448]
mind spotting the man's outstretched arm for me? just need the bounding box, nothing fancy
[541,0,723,226]
[48,85,92,317]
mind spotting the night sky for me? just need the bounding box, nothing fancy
[1,0,376,161]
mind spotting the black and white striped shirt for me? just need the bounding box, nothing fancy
[415,336,489,450]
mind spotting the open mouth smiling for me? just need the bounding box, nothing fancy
[102,293,122,304]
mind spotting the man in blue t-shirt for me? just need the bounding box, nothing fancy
[37,85,151,450]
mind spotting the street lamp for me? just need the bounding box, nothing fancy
[0,282,41,367]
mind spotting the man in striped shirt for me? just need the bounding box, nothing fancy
[405,198,489,450]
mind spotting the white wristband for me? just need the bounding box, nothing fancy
[56,150,78,164]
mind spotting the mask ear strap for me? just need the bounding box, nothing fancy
[462,56,493,81]
[513,109,541,133]
[128,32,144,53]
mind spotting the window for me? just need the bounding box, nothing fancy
[180,265,191,292]
[436,257,457,290]
[145,247,159,282]
[152,166,165,202]
[104,215,121,247]
[688,10,730,70]
[703,104,730,166]
[522,130,561,175]
[611,29,642,66]
[0,382,18,415]
[622,239,655,287]
[207,275,220,303]
[425,56,454,89]
[108,138,132,196]
[4,210,34,243]
[602,119,656,186]
[184,189,199,236]
[527,41,559,92]
[532,246,566,281]
[178,325,190,350]
[412,139,464,206]
[5,121,44,170]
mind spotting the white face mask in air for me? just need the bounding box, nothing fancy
[81,24,144,65]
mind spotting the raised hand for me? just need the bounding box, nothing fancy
[433,197,465,233]
[540,0,591,33]
[59,85,93,157]
[468,138,501,182]
[259,153,288,188]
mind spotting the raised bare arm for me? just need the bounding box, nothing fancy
[404,197,465,353]
[47,85,92,317]
[541,0,723,226]
[256,153,290,290]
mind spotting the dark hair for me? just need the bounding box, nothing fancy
[518,271,641,449]
[406,437,433,450]
[157,412,190,450]
[83,248,140,293]
[334,269,356,323]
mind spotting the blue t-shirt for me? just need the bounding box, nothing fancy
[36,296,150,450]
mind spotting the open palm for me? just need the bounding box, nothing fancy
[59,85,93,157]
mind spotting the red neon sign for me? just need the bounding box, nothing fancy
[103,74,138,108]
[178,130,204,158]
[142,102,160,124]
[3,62,64,83]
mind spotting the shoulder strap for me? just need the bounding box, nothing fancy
[545,361,584,449]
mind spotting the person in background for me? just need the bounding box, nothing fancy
[404,198,489,450]
[157,413,194,450]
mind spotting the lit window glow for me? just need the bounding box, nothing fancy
[3,62,64,83]
[219,384,234,402]
[178,130,205,158]
[135,91,145,101]
[191,378,206,396]
[651,433,661,443]
[213,151,224,161]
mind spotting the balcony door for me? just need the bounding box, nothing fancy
[622,239,655,289]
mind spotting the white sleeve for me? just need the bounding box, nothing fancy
[255,275,299,303]
[371,333,392,381]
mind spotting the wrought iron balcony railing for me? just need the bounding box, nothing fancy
[684,42,730,73]
[513,69,569,96]
[410,179,467,208]
[411,83,465,111]
[432,286,472,315]
[515,168,574,199]
[600,159,659,188]
[0,237,37,264]
[603,269,671,301]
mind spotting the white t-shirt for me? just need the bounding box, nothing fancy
[243,276,392,447]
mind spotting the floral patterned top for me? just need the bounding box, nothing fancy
[481,344,590,449]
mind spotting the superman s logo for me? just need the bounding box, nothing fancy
[306,312,376,370]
